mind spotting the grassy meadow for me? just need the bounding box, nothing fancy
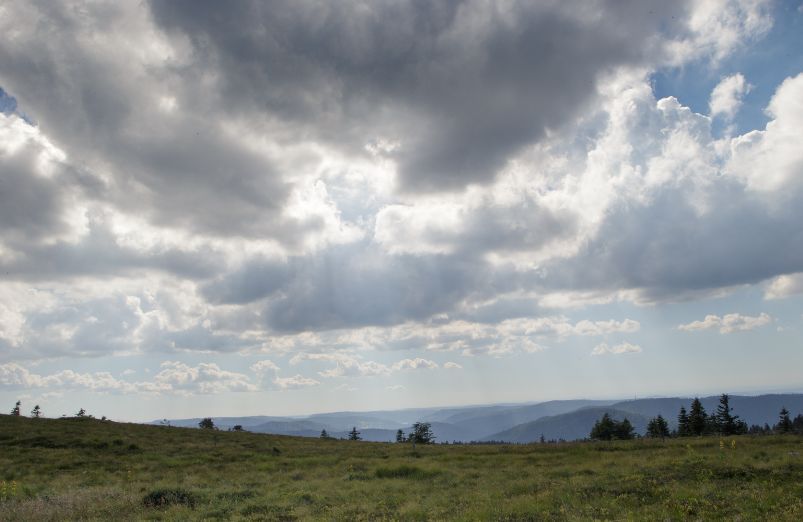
[1,415,802,520]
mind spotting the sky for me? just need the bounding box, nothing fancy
[1,0,802,422]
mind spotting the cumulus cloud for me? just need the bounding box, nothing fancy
[391,358,439,371]
[710,73,750,120]
[591,342,642,356]
[0,0,796,380]
[764,273,803,299]
[0,361,257,395]
[443,362,463,370]
[678,313,772,333]
[272,375,321,390]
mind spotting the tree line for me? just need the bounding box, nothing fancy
[590,394,803,440]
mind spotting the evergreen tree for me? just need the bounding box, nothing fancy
[714,394,745,435]
[646,415,670,438]
[232,425,244,432]
[539,434,546,444]
[590,413,617,440]
[792,414,803,435]
[198,417,215,429]
[776,407,793,433]
[677,406,690,437]
[30,404,41,418]
[615,418,635,440]
[320,429,329,438]
[76,408,86,418]
[10,400,20,416]
[688,398,707,436]
[348,427,361,440]
[396,429,405,443]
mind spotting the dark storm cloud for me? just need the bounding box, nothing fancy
[541,182,803,301]
[1,223,224,282]
[0,142,66,242]
[149,0,690,191]
[0,2,293,241]
[201,244,525,332]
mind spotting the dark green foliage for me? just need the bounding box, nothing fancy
[198,417,215,430]
[688,398,707,436]
[714,394,747,435]
[646,415,670,438]
[775,407,793,433]
[232,425,244,432]
[142,488,196,508]
[410,422,435,444]
[348,427,361,440]
[320,429,329,439]
[677,406,690,436]
[75,408,86,418]
[374,465,439,479]
[30,404,41,418]
[590,413,634,440]
[793,414,803,435]
[11,400,20,416]
[396,429,405,443]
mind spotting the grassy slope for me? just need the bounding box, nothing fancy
[0,415,802,521]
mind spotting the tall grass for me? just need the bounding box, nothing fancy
[1,415,801,520]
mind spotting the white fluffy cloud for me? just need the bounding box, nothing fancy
[591,342,642,356]
[272,375,321,390]
[678,313,772,333]
[764,273,803,299]
[710,73,751,120]
[443,362,463,370]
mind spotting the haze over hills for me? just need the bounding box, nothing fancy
[153,394,803,443]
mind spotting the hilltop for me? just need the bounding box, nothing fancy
[1,414,802,520]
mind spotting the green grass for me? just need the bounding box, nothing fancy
[1,415,802,520]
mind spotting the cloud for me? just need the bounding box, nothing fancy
[147,0,701,192]
[152,361,257,393]
[710,73,750,120]
[678,313,772,333]
[272,375,321,390]
[391,358,439,371]
[764,273,803,299]
[727,73,803,191]
[591,342,642,356]
[249,360,280,375]
[443,362,463,370]
[0,0,794,373]
[0,361,258,395]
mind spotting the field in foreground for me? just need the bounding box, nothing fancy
[1,415,802,521]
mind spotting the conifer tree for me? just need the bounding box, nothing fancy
[396,429,405,443]
[688,398,707,436]
[30,404,41,418]
[320,429,329,438]
[590,413,617,440]
[76,408,86,418]
[348,427,361,440]
[677,406,690,436]
[776,407,793,433]
[10,400,20,416]
[647,415,670,438]
[715,394,745,435]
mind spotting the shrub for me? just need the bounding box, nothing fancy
[142,488,196,508]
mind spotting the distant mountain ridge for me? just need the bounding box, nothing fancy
[152,393,803,443]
